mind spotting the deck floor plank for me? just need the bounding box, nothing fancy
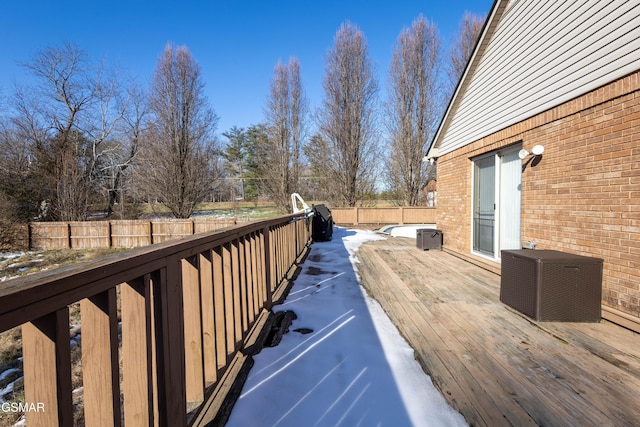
[357,237,640,427]
[358,246,503,425]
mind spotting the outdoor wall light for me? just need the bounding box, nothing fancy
[518,145,544,159]
[520,145,544,172]
[422,155,436,165]
[423,148,439,165]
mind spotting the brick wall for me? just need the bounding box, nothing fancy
[437,71,640,319]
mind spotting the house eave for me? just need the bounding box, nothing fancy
[429,0,507,155]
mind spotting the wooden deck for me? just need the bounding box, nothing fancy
[356,237,640,427]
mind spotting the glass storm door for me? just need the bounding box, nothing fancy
[473,148,521,258]
[473,156,496,256]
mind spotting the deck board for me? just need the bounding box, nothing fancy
[357,237,640,427]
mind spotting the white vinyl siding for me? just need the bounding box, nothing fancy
[437,0,640,156]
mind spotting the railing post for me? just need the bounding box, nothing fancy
[275,225,282,292]
[153,262,187,427]
[288,221,294,267]
[263,226,272,307]
[67,222,72,249]
[22,308,73,427]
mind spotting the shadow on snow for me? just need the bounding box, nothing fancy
[226,227,414,427]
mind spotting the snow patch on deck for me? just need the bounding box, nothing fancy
[378,224,437,239]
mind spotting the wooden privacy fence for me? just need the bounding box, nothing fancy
[0,214,311,426]
[330,206,436,225]
[28,217,241,250]
[24,209,436,250]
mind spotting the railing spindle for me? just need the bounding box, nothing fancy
[238,236,249,333]
[22,308,73,427]
[245,233,257,322]
[231,239,242,346]
[121,276,153,426]
[81,288,121,426]
[221,243,235,361]
[198,251,217,385]
[182,256,205,406]
[212,246,227,372]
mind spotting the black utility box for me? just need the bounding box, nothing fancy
[500,249,603,322]
[416,229,442,250]
[312,204,333,241]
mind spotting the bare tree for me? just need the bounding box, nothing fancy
[261,57,308,211]
[447,11,485,95]
[288,59,305,197]
[7,42,135,220]
[385,15,441,206]
[318,21,379,206]
[137,44,220,218]
[302,133,334,201]
[12,43,101,220]
[0,116,32,248]
[102,82,149,217]
[0,92,32,216]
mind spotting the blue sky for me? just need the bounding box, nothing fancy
[1,0,493,136]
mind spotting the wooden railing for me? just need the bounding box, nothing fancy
[0,214,311,426]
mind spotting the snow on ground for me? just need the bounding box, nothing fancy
[226,226,467,427]
[378,224,438,239]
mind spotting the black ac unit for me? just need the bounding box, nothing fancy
[416,229,442,250]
